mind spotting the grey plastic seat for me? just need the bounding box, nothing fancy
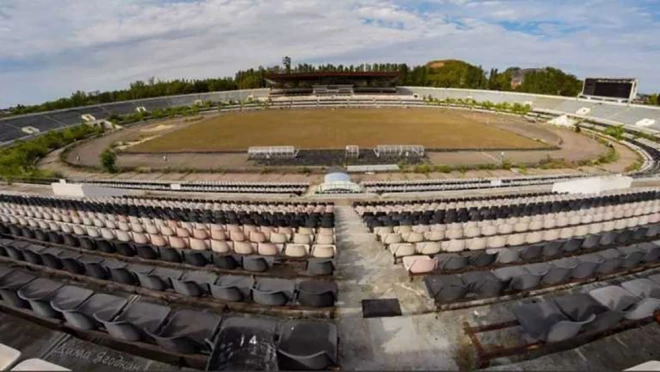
[183,249,213,267]
[423,274,467,303]
[44,285,93,321]
[134,244,159,260]
[598,231,618,246]
[3,241,30,261]
[595,248,622,274]
[53,292,128,330]
[488,248,519,264]
[542,257,578,286]
[541,240,564,258]
[277,321,337,370]
[462,271,502,298]
[75,255,108,279]
[17,278,65,318]
[0,269,37,308]
[146,309,222,354]
[95,300,171,342]
[207,317,278,371]
[513,301,595,342]
[620,279,660,300]
[253,278,296,306]
[617,245,645,269]
[39,247,65,270]
[171,271,217,297]
[158,246,183,263]
[297,280,338,308]
[589,285,660,320]
[242,256,275,273]
[209,275,255,302]
[581,234,602,250]
[467,251,497,268]
[518,244,543,261]
[562,237,584,253]
[435,253,467,271]
[106,261,146,285]
[21,244,47,265]
[305,259,335,276]
[212,254,239,270]
[573,254,604,279]
[639,242,660,263]
[136,267,182,291]
[553,293,622,333]
[493,265,545,292]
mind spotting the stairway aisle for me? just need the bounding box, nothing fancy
[332,206,454,370]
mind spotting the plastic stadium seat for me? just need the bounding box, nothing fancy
[146,309,222,354]
[277,321,337,370]
[95,300,171,342]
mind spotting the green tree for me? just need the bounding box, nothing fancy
[100,150,118,173]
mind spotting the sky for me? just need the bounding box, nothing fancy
[0,0,659,108]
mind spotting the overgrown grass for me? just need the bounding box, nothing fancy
[0,124,101,182]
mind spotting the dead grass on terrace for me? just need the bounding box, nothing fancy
[129,108,546,152]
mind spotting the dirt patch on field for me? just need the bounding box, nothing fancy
[140,124,175,133]
[127,108,548,152]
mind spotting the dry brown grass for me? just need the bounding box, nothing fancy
[129,108,546,152]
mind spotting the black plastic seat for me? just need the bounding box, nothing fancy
[53,292,128,330]
[39,247,65,270]
[171,271,217,297]
[462,271,502,298]
[17,278,65,318]
[209,275,254,302]
[136,267,182,291]
[212,254,239,270]
[253,278,296,306]
[95,300,171,342]
[305,259,335,276]
[297,280,337,308]
[0,269,37,308]
[423,274,467,303]
[242,256,275,273]
[207,317,278,370]
[146,309,222,354]
[277,321,338,370]
[22,244,47,265]
[49,285,94,320]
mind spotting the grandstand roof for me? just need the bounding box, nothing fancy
[265,71,399,82]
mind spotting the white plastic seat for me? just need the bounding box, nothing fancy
[210,240,232,253]
[283,244,309,258]
[442,239,466,253]
[0,343,20,371]
[416,242,442,255]
[403,256,437,275]
[11,358,70,371]
[311,244,336,258]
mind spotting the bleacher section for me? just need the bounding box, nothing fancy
[0,192,339,370]
[361,174,584,194]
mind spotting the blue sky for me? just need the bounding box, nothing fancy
[0,0,658,108]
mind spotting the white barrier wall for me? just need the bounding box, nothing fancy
[552,176,632,194]
[52,183,133,197]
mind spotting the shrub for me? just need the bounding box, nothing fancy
[413,164,433,174]
[435,165,452,173]
[100,149,118,173]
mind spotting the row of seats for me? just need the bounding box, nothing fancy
[422,241,660,303]
[513,274,660,343]
[0,265,338,369]
[0,240,337,307]
[358,190,660,226]
[82,180,309,195]
[403,238,660,275]
[354,191,555,207]
[356,189,655,212]
[0,224,336,274]
[376,202,660,244]
[0,211,335,242]
[0,195,335,228]
[1,219,338,260]
[388,217,660,258]
[361,175,585,194]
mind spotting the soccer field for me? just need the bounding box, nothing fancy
[129,108,546,152]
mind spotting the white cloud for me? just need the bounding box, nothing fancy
[0,0,658,107]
